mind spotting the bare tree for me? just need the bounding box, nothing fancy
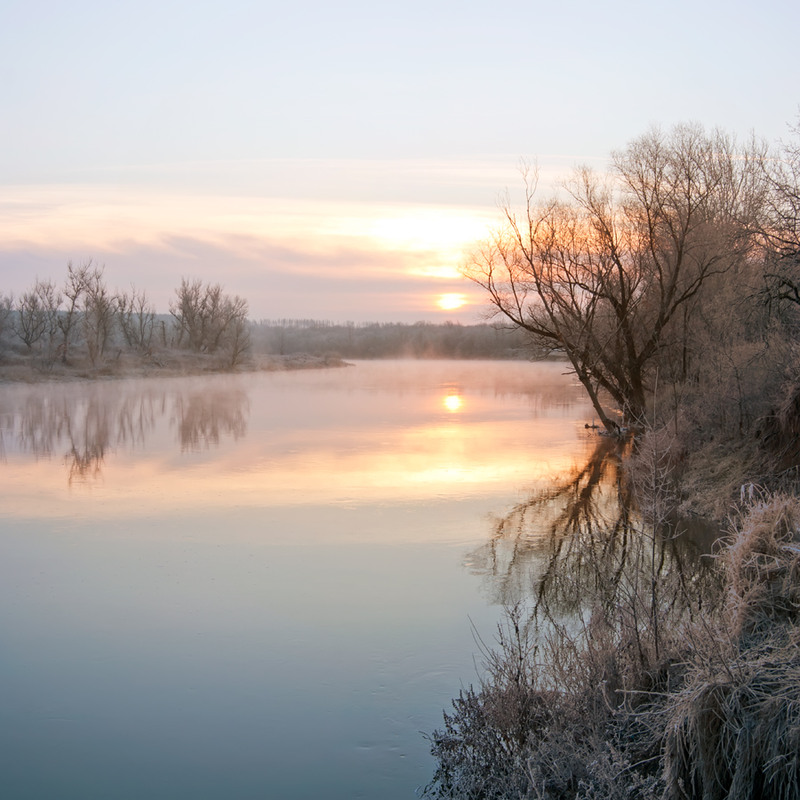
[81,266,116,365]
[14,279,62,362]
[170,278,250,362]
[0,293,13,355]
[14,284,48,351]
[198,282,228,353]
[57,260,93,364]
[226,309,251,366]
[465,125,764,432]
[116,285,155,352]
[170,278,205,351]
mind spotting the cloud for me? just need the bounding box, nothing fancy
[0,179,496,321]
[0,231,487,323]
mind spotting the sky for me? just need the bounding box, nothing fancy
[1,0,798,323]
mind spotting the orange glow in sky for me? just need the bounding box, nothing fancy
[0,0,793,326]
[0,182,493,322]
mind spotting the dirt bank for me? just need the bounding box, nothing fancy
[0,352,351,384]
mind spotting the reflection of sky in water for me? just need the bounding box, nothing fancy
[0,360,592,799]
[0,360,591,528]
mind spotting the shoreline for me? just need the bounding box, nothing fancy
[0,352,352,385]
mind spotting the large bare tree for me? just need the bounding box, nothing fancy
[465,125,764,432]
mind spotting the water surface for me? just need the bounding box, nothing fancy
[0,360,592,799]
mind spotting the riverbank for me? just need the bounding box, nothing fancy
[0,351,350,384]
[424,434,800,800]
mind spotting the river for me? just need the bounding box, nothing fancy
[0,359,594,799]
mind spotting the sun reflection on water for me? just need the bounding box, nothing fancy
[0,363,592,521]
[442,393,463,413]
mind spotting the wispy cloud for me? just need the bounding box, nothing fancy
[0,155,606,320]
[0,225,489,323]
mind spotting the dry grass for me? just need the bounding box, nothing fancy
[663,631,800,800]
[724,494,800,640]
[661,494,800,800]
[424,601,668,799]
[425,494,800,800]
[424,603,663,800]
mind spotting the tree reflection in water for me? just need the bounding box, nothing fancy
[426,437,726,800]
[467,437,721,635]
[171,388,248,451]
[4,381,250,483]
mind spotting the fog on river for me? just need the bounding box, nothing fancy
[0,360,596,800]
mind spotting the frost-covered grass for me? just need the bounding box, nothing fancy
[424,495,800,800]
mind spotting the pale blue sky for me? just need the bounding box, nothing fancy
[1,0,797,320]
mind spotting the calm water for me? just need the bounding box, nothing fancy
[0,360,592,799]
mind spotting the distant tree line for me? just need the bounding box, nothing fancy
[0,264,250,371]
[250,318,539,360]
[0,261,542,375]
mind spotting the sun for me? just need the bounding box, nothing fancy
[437,293,467,311]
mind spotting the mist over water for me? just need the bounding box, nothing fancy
[0,360,593,799]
